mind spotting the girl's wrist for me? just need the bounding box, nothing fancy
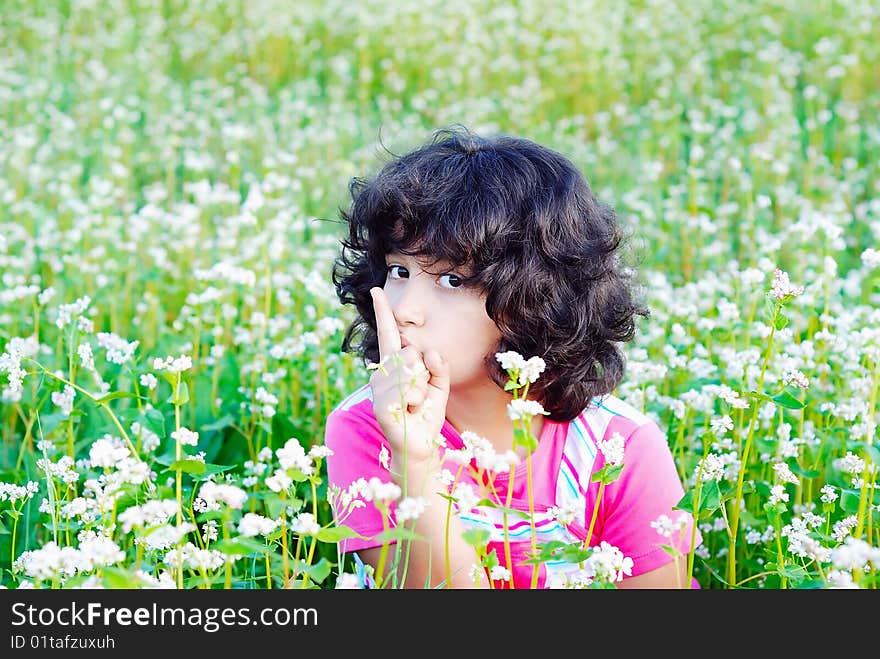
[390,453,439,489]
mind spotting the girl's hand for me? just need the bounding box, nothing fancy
[369,286,450,468]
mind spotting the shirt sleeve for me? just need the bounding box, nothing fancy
[324,401,395,554]
[597,420,702,577]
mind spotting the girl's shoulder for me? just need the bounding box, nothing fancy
[324,384,384,454]
[332,382,374,415]
[576,394,658,443]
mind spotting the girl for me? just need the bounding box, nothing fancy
[325,126,701,589]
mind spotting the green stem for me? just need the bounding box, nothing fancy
[727,304,778,588]
[584,481,605,550]
[854,361,878,540]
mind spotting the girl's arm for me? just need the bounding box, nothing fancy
[357,462,488,589]
[616,558,690,589]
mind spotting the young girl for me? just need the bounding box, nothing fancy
[325,126,701,589]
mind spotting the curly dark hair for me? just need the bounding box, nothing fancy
[331,125,648,422]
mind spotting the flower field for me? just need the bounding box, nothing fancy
[0,0,878,588]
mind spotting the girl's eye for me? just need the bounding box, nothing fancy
[387,265,409,280]
[438,273,463,289]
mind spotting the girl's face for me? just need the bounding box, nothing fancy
[382,251,502,390]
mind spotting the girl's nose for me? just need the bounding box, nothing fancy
[389,279,425,327]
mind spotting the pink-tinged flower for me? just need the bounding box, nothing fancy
[770,268,804,301]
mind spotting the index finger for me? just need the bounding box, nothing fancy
[370,286,401,359]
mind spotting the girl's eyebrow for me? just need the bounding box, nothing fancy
[385,252,471,276]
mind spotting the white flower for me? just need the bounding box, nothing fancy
[96,332,139,364]
[651,513,690,539]
[78,344,95,371]
[131,422,160,453]
[37,287,56,305]
[0,336,39,395]
[770,268,804,301]
[290,512,321,536]
[118,500,179,533]
[772,462,800,486]
[378,446,391,471]
[197,481,247,510]
[768,484,789,505]
[495,351,527,372]
[585,541,633,583]
[861,247,880,269]
[55,296,92,329]
[396,496,429,522]
[782,369,809,389]
[139,373,158,390]
[710,415,734,436]
[51,384,75,417]
[820,484,838,503]
[276,438,315,475]
[506,398,548,421]
[0,481,39,504]
[697,453,725,482]
[519,356,546,385]
[89,435,130,468]
[833,452,865,475]
[152,354,193,373]
[309,445,333,459]
[450,482,479,513]
[597,432,625,467]
[238,513,279,538]
[547,500,581,526]
[335,573,362,589]
[266,469,293,493]
[171,427,199,446]
[495,351,546,386]
[490,565,511,582]
[360,477,401,504]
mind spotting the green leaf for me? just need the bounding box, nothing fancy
[165,459,206,475]
[94,391,141,405]
[201,415,235,432]
[373,526,424,544]
[482,548,500,570]
[316,525,364,543]
[513,427,538,453]
[100,567,144,588]
[773,312,789,331]
[520,539,591,565]
[674,480,721,516]
[462,527,491,548]
[776,563,808,581]
[788,462,821,479]
[659,543,682,558]
[602,463,624,484]
[260,492,286,519]
[771,391,805,409]
[839,488,862,514]
[196,463,235,479]
[293,557,332,584]
[166,381,189,406]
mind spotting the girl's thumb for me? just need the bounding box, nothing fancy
[423,349,450,394]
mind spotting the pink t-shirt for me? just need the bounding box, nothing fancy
[325,384,702,588]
